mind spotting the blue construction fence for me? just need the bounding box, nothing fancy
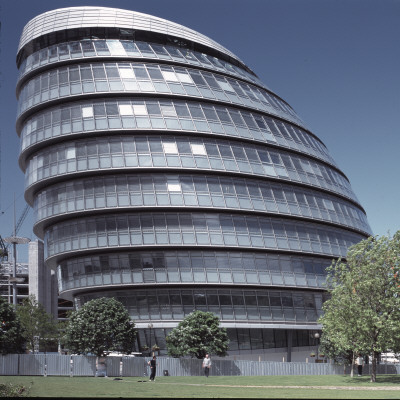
[1,354,399,377]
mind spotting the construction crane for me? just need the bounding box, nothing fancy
[0,110,31,261]
[0,236,7,261]
[12,203,30,239]
[0,204,30,261]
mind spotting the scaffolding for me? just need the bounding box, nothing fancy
[0,261,29,304]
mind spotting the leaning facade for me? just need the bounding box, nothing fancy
[16,7,372,358]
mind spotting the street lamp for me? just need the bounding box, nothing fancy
[148,323,154,354]
[314,332,320,361]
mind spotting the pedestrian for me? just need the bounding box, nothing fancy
[356,354,364,376]
[202,353,211,378]
[148,355,157,381]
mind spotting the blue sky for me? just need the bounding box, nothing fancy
[0,0,398,262]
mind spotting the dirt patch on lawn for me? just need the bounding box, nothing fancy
[157,382,400,391]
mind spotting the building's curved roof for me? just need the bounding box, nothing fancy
[18,6,244,65]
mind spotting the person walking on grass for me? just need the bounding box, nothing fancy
[356,354,364,376]
[202,353,211,378]
[148,355,157,381]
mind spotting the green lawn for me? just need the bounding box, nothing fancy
[2,374,400,398]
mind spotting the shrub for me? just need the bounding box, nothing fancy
[0,382,30,397]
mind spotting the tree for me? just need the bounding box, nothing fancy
[319,231,400,382]
[318,256,363,378]
[166,311,229,359]
[0,297,24,354]
[17,294,58,353]
[64,297,136,356]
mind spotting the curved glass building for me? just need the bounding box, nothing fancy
[16,7,371,357]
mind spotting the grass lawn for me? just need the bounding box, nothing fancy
[1,374,400,398]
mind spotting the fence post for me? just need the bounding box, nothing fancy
[70,357,73,378]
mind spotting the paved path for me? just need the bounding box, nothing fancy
[156,382,400,391]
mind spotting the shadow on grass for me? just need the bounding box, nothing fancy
[373,375,400,384]
[341,374,400,385]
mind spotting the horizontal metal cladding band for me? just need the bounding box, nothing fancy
[17,7,242,65]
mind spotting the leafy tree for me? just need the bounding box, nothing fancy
[17,294,58,353]
[319,231,400,382]
[64,297,136,356]
[0,297,24,354]
[166,311,229,359]
[318,269,361,377]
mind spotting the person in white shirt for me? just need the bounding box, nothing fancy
[356,354,364,376]
[202,354,211,377]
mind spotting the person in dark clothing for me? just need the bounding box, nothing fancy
[148,355,157,381]
[356,354,364,376]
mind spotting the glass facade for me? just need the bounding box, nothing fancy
[17,60,301,126]
[58,251,332,292]
[20,99,334,165]
[24,135,356,201]
[17,7,372,354]
[17,39,266,88]
[33,174,369,235]
[75,287,326,324]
